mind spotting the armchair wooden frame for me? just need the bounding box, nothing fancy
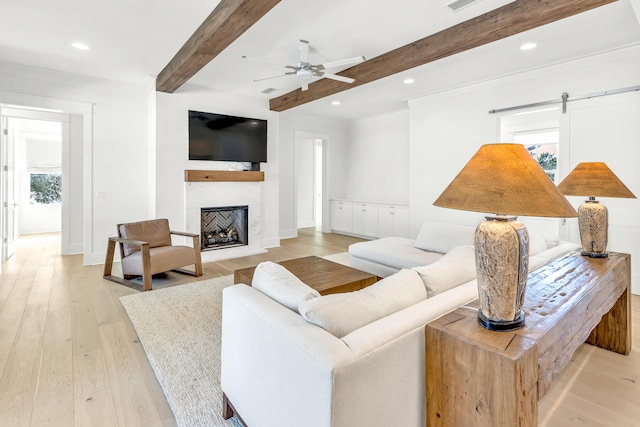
[103,228,203,292]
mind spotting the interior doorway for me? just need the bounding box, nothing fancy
[0,107,70,261]
[295,135,325,232]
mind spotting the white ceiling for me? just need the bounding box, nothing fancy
[1,0,639,121]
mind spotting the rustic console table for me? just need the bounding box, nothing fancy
[425,251,631,427]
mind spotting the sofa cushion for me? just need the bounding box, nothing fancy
[349,237,444,270]
[529,233,548,256]
[251,261,320,312]
[412,245,477,297]
[298,269,427,338]
[121,245,197,276]
[119,218,172,257]
[413,221,475,254]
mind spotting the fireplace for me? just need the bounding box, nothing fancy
[201,205,249,251]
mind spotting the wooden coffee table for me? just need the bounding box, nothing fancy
[233,255,379,295]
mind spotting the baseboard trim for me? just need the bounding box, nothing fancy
[280,229,297,239]
[261,237,280,249]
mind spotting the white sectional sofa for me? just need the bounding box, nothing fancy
[220,221,579,427]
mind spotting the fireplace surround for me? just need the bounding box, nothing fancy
[185,178,265,263]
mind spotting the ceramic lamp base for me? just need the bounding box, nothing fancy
[578,200,608,257]
[581,250,609,258]
[478,309,525,331]
[475,216,529,332]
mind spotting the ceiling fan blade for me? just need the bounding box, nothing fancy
[242,55,297,70]
[320,55,366,69]
[301,79,309,91]
[320,73,355,84]
[253,71,296,82]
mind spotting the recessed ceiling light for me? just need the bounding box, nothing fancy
[331,100,341,106]
[71,42,90,50]
[403,78,415,84]
[520,42,537,51]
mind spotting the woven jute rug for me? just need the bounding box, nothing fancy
[120,276,243,427]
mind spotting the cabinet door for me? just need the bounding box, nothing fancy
[352,203,378,237]
[330,200,353,233]
[378,204,409,238]
[377,204,394,237]
[391,205,409,238]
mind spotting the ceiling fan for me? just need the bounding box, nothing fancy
[243,39,366,91]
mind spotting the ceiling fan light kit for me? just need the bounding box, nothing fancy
[244,39,365,91]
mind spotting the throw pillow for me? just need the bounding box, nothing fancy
[528,233,548,256]
[413,221,475,254]
[251,261,320,312]
[412,245,476,297]
[298,268,427,338]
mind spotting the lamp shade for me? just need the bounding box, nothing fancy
[557,162,637,199]
[434,143,578,217]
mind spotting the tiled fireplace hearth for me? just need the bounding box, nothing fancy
[185,177,265,262]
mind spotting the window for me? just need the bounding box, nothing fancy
[30,173,62,205]
[514,129,559,183]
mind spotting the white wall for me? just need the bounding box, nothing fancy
[407,45,640,293]
[0,61,150,265]
[345,110,410,204]
[154,84,280,249]
[564,91,640,274]
[278,112,349,237]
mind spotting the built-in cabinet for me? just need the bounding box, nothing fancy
[352,202,378,237]
[377,204,409,238]
[329,200,353,233]
[330,199,409,238]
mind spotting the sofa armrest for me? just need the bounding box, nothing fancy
[529,242,581,271]
[221,284,353,427]
[341,280,479,356]
[323,280,479,427]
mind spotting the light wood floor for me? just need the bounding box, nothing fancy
[0,229,638,426]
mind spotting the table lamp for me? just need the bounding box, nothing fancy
[434,143,578,331]
[557,162,636,258]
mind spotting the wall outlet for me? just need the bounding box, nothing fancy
[96,190,107,198]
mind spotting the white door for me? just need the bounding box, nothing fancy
[314,142,323,230]
[294,131,327,234]
[1,116,19,260]
[296,137,316,228]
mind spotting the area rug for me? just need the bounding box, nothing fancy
[119,276,243,427]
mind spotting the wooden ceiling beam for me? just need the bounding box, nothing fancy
[156,0,281,93]
[269,0,617,112]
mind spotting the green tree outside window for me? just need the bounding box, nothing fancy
[30,174,62,205]
[527,145,557,182]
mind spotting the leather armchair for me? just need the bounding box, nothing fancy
[103,218,203,291]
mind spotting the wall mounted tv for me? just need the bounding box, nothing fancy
[188,110,267,163]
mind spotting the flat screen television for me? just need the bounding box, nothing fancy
[188,110,267,163]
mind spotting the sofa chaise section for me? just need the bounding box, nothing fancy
[347,220,579,278]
